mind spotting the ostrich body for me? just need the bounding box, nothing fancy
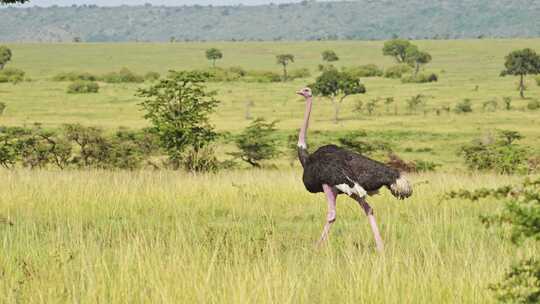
[296,88,412,251]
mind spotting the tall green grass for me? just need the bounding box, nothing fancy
[0,169,535,303]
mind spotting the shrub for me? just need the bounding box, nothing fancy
[503,96,512,110]
[0,67,25,84]
[406,94,426,114]
[53,71,97,81]
[244,70,282,83]
[527,99,540,110]
[460,130,528,174]
[454,99,473,113]
[100,67,144,83]
[67,81,99,94]
[401,72,438,83]
[0,102,5,115]
[343,64,383,78]
[144,71,160,82]
[229,118,279,167]
[482,99,498,112]
[384,64,413,79]
[183,146,219,172]
[289,68,311,79]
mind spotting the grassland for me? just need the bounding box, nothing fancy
[1,39,540,169]
[0,40,539,303]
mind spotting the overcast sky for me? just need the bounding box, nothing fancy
[19,0,327,6]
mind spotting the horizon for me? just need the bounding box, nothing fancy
[10,0,333,7]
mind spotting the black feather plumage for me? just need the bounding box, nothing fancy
[299,145,401,195]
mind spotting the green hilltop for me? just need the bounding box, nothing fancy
[1,0,539,42]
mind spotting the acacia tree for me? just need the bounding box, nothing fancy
[322,50,339,63]
[405,46,432,76]
[311,67,366,123]
[501,48,540,98]
[0,46,12,70]
[205,48,223,67]
[276,54,295,81]
[138,71,219,169]
[382,39,413,63]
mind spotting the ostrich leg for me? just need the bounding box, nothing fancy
[354,196,384,252]
[318,184,338,246]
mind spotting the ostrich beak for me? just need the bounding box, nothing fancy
[296,90,304,95]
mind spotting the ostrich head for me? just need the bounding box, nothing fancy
[296,87,312,99]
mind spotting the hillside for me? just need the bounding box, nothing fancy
[1,0,539,42]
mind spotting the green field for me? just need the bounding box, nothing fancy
[0,40,539,303]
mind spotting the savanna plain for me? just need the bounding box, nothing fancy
[1,40,539,303]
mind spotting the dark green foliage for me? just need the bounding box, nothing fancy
[445,178,540,303]
[53,71,97,81]
[343,64,383,78]
[384,64,413,79]
[311,67,366,123]
[500,48,540,98]
[138,71,219,170]
[0,67,25,83]
[276,54,295,81]
[454,99,473,113]
[1,2,540,42]
[321,50,339,62]
[404,45,432,75]
[0,126,28,168]
[0,0,29,3]
[0,46,12,70]
[63,124,111,168]
[401,72,438,83]
[527,99,540,110]
[206,48,223,67]
[67,81,99,94]
[230,118,279,167]
[460,130,528,174]
[382,39,412,63]
[100,67,144,83]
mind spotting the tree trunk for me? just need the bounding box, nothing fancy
[212,59,216,68]
[519,74,525,98]
[415,63,420,77]
[282,64,287,81]
[332,98,340,124]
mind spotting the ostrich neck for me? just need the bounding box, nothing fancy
[298,97,313,149]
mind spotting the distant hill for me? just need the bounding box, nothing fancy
[1,0,539,42]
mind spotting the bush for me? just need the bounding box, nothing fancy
[0,102,5,115]
[401,72,438,83]
[338,131,392,155]
[144,71,160,82]
[0,67,25,84]
[67,81,99,94]
[244,70,282,83]
[53,71,97,81]
[289,68,311,79]
[527,99,540,110]
[454,99,473,113]
[343,64,383,78]
[100,67,144,83]
[482,99,498,112]
[229,118,279,167]
[460,130,528,174]
[384,64,413,79]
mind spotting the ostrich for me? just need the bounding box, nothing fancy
[296,87,412,251]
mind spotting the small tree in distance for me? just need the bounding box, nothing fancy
[276,54,295,81]
[0,46,12,70]
[230,118,279,168]
[322,50,339,62]
[382,39,412,63]
[405,46,432,76]
[137,71,219,170]
[501,48,540,98]
[205,48,223,67]
[311,67,366,123]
